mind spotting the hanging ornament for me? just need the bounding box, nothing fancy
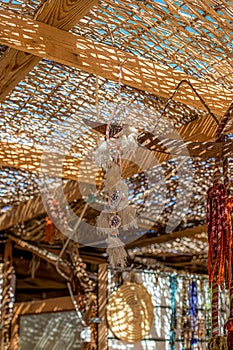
[45,196,68,239]
[108,189,121,208]
[120,126,138,157]
[109,214,121,229]
[94,66,138,269]
[45,215,55,244]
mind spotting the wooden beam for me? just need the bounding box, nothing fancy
[0,179,82,231]
[0,9,232,117]
[0,0,98,101]
[1,131,233,192]
[0,141,84,181]
[0,140,160,182]
[84,118,233,157]
[126,224,207,249]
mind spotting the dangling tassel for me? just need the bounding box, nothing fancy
[208,337,228,350]
[224,278,233,349]
[104,163,122,191]
[106,231,127,269]
[119,205,138,230]
[45,216,55,244]
[96,211,112,235]
[208,282,227,349]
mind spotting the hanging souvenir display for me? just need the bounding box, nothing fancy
[95,65,138,268]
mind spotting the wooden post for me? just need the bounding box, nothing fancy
[1,240,13,350]
[98,264,108,350]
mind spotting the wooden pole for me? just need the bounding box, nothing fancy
[1,240,14,350]
[97,264,108,350]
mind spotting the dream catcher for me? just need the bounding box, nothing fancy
[94,121,138,268]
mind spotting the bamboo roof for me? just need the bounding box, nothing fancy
[0,0,233,292]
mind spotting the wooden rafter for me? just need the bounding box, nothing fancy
[0,145,158,232]
[0,9,232,118]
[126,224,207,249]
[0,0,98,101]
[1,133,233,185]
[0,180,82,232]
[0,140,158,181]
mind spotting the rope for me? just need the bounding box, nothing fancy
[212,282,219,337]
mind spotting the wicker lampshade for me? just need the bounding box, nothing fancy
[106,281,154,343]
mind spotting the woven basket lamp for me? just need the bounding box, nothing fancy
[106,281,154,343]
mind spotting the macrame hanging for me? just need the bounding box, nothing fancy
[207,183,232,289]
[207,105,233,349]
[95,64,138,268]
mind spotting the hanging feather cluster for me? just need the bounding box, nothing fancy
[94,126,138,268]
[94,126,138,171]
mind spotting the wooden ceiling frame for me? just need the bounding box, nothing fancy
[0,8,232,121]
[0,0,98,102]
[126,224,207,249]
[1,2,232,244]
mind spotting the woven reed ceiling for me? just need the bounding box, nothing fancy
[0,0,233,273]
